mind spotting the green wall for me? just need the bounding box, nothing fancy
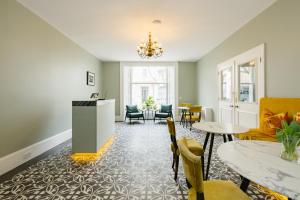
[102,62,121,116]
[197,0,300,121]
[178,62,198,105]
[102,62,198,116]
[0,0,103,157]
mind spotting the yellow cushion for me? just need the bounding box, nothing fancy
[294,112,300,123]
[185,115,201,122]
[203,180,251,200]
[188,180,250,200]
[171,139,204,156]
[262,110,288,136]
[236,128,277,142]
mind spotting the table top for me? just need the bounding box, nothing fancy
[217,141,300,199]
[192,122,249,135]
[177,106,190,110]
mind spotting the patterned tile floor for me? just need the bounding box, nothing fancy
[0,121,282,200]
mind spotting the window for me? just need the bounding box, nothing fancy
[130,67,168,107]
[122,63,176,115]
[141,86,149,102]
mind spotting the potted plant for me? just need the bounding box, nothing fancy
[143,96,155,110]
[276,121,300,161]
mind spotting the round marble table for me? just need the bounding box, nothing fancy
[192,122,249,180]
[217,141,300,200]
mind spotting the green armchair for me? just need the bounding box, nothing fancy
[154,104,173,122]
[125,105,145,124]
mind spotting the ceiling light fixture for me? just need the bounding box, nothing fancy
[137,32,163,59]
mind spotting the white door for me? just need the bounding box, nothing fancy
[218,59,235,124]
[218,44,265,128]
[234,44,265,128]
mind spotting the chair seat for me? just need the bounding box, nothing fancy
[236,128,277,142]
[188,180,250,200]
[127,112,144,118]
[171,138,203,156]
[155,112,170,118]
[184,115,201,122]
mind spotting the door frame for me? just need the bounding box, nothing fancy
[217,43,265,125]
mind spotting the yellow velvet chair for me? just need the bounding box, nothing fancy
[237,98,300,141]
[177,137,251,200]
[184,106,202,130]
[179,102,193,125]
[166,118,204,181]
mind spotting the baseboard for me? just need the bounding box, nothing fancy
[0,129,72,176]
[115,115,123,122]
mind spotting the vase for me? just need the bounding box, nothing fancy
[280,143,298,162]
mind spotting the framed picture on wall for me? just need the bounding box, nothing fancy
[87,71,95,86]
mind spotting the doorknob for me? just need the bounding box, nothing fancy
[229,105,234,107]
[235,105,239,108]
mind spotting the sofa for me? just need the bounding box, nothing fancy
[237,97,300,141]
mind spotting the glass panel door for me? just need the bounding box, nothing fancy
[238,60,257,103]
[221,67,232,101]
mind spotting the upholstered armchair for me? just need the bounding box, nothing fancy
[177,138,250,200]
[125,105,145,124]
[154,104,173,122]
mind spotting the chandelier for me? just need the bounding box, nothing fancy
[137,32,163,58]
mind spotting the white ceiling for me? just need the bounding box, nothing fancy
[18,0,276,61]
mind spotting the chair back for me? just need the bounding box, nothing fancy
[178,138,204,194]
[126,105,139,113]
[166,117,177,149]
[179,102,193,108]
[189,105,202,114]
[161,104,172,113]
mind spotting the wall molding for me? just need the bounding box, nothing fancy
[0,129,72,176]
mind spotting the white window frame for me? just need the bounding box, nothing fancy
[120,62,178,121]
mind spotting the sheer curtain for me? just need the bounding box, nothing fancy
[121,62,177,118]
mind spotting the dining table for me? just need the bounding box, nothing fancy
[217,140,300,200]
[192,122,249,180]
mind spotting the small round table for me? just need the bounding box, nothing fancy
[217,141,300,200]
[192,122,249,180]
[177,106,190,125]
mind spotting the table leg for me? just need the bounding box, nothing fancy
[205,133,215,180]
[228,134,233,141]
[240,177,250,192]
[222,135,227,142]
[203,132,210,151]
[180,111,183,125]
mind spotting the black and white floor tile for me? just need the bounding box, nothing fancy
[0,122,284,200]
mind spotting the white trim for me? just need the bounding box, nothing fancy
[0,129,72,176]
[115,115,123,121]
[120,62,179,121]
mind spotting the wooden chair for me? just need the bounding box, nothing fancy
[184,106,202,130]
[166,118,204,181]
[177,137,251,200]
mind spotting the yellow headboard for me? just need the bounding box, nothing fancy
[259,97,300,127]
